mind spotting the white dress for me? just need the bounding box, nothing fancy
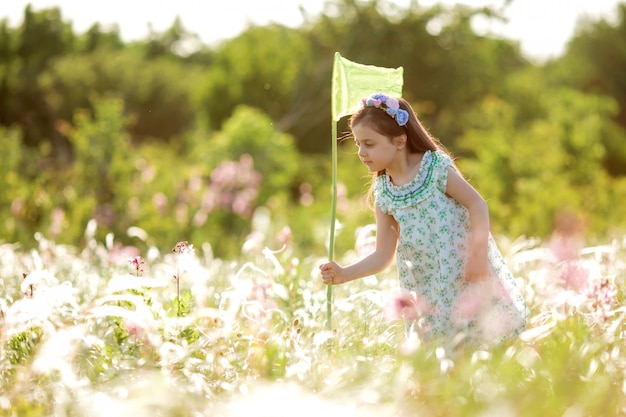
[374,150,528,346]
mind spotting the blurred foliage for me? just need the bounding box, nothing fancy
[41,49,202,144]
[199,105,300,205]
[549,3,626,176]
[459,88,625,238]
[0,0,625,255]
[65,98,136,240]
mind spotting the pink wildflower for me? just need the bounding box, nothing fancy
[128,256,145,277]
[276,226,293,248]
[108,243,140,267]
[173,241,191,254]
[587,277,617,321]
[559,262,589,290]
[385,292,430,321]
[452,284,486,324]
[172,241,194,317]
[548,210,586,262]
[125,319,146,341]
[208,154,261,217]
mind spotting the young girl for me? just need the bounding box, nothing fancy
[320,93,528,347]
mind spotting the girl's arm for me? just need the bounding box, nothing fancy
[445,166,490,282]
[320,205,399,285]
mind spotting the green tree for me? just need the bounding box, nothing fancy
[197,24,316,143]
[42,48,202,144]
[8,6,74,152]
[143,16,203,59]
[194,0,528,155]
[311,0,525,119]
[79,22,124,53]
[207,105,299,205]
[458,88,624,238]
[0,128,29,242]
[64,98,135,241]
[551,2,626,176]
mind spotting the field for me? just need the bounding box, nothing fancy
[1,221,625,417]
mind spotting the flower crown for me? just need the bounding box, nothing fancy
[361,93,409,127]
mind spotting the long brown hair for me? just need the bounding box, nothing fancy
[348,97,454,208]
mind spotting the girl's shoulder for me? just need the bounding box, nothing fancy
[431,149,452,164]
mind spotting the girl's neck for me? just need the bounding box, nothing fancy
[387,151,425,186]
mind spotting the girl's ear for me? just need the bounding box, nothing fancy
[393,134,407,149]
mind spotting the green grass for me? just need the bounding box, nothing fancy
[0,229,624,416]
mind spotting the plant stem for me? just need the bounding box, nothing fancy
[176,273,181,317]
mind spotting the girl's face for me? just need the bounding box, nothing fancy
[352,122,403,172]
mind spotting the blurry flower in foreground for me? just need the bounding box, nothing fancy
[587,277,617,321]
[547,209,590,290]
[108,243,140,267]
[173,241,192,255]
[20,270,58,298]
[559,261,589,290]
[385,291,430,321]
[172,241,195,317]
[159,341,186,367]
[173,240,196,275]
[452,284,485,324]
[548,210,586,262]
[242,231,265,254]
[128,256,145,277]
[22,273,34,297]
[125,319,147,341]
[355,224,377,257]
[277,226,293,248]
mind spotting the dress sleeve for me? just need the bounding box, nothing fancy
[373,175,390,214]
[434,150,453,194]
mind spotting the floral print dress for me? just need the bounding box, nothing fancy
[374,150,528,346]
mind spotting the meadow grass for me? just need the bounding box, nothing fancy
[0,222,624,416]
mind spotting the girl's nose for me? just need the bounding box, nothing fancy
[358,146,366,156]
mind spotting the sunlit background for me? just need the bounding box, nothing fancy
[3,0,623,59]
[1,1,626,416]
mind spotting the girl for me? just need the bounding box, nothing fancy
[320,93,528,347]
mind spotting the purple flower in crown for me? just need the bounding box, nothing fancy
[395,109,409,126]
[371,93,389,101]
[385,97,399,110]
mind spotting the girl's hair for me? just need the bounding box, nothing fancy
[348,97,453,208]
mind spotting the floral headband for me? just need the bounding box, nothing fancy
[362,93,409,127]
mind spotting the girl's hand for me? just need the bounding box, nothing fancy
[319,261,346,285]
[464,257,490,283]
